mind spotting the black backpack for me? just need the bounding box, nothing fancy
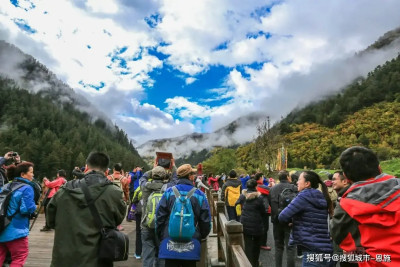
[278,187,297,214]
[0,182,26,232]
[0,167,8,188]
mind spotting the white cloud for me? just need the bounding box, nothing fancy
[185,77,197,85]
[115,99,195,144]
[165,96,213,118]
[1,0,400,149]
[85,0,119,14]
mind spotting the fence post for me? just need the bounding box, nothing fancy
[206,189,212,216]
[216,201,225,262]
[225,220,245,267]
[197,238,208,267]
[212,192,219,233]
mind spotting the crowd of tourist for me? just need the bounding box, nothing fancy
[0,146,399,267]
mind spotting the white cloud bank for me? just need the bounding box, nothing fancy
[1,0,400,147]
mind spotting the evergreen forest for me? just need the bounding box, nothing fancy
[0,78,148,180]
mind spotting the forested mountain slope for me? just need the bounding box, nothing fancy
[278,55,400,131]
[202,55,400,174]
[0,78,148,179]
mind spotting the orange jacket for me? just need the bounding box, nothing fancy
[107,172,129,201]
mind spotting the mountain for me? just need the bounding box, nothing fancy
[0,41,112,125]
[138,112,267,160]
[139,27,400,164]
[0,41,149,178]
[201,52,400,175]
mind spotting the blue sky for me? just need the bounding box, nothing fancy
[1,0,400,146]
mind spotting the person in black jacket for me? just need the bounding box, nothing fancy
[235,179,267,267]
[255,173,271,251]
[270,170,297,267]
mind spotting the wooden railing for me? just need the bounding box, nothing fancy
[205,189,251,267]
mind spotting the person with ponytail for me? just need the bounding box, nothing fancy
[278,171,333,266]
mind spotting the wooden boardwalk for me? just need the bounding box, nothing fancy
[26,215,141,267]
[25,208,300,267]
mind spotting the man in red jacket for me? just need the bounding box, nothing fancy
[331,146,400,267]
[40,170,67,232]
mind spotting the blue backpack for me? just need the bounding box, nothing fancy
[168,186,197,242]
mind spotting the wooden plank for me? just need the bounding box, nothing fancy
[231,245,252,267]
[218,212,228,239]
[25,214,141,267]
[225,220,243,234]
[219,236,227,262]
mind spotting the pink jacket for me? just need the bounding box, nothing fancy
[208,177,219,191]
[44,177,67,198]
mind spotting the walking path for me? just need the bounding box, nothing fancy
[26,214,301,266]
[26,215,141,267]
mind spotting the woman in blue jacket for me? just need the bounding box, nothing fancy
[278,171,333,267]
[0,162,37,266]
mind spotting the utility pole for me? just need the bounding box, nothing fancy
[267,116,270,131]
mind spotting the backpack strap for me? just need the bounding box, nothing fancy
[172,186,197,200]
[172,186,181,199]
[186,187,197,199]
[80,180,104,231]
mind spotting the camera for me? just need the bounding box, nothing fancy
[8,152,18,157]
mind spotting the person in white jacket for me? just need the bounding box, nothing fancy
[195,175,209,192]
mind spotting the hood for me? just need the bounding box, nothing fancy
[242,189,261,200]
[145,180,165,191]
[227,179,242,187]
[256,185,270,195]
[342,174,400,226]
[64,171,112,205]
[299,188,327,209]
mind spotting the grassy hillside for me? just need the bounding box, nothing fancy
[286,101,400,169]
[380,158,400,176]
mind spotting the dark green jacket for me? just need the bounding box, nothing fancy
[46,171,126,267]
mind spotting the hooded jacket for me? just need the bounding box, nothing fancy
[0,177,36,242]
[46,171,126,267]
[235,189,268,236]
[141,179,166,215]
[221,178,241,205]
[139,166,178,190]
[279,188,333,253]
[331,174,400,266]
[156,178,211,261]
